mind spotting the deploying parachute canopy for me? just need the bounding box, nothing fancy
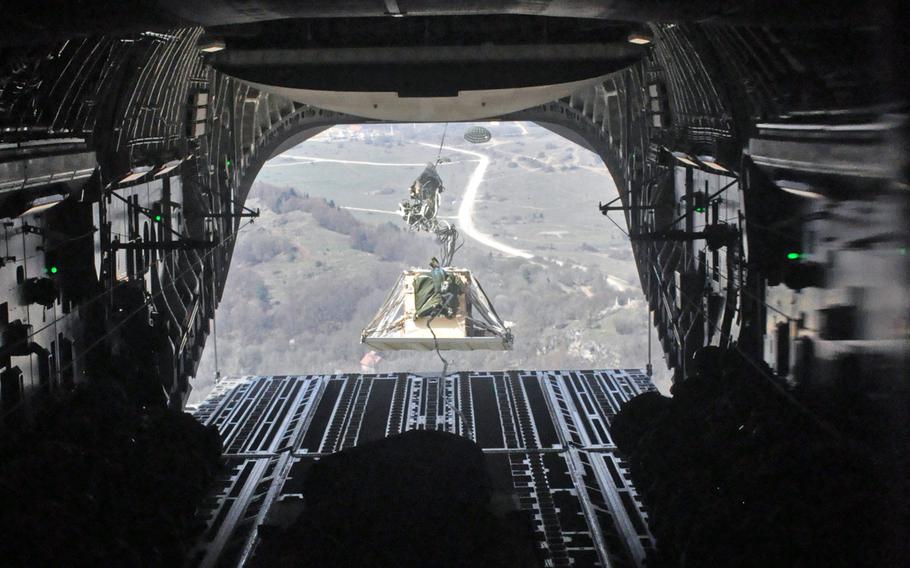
[464,126,492,144]
[362,267,513,351]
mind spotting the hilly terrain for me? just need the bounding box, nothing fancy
[190,122,670,403]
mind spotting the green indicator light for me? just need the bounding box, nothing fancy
[786,252,800,260]
[226,159,231,166]
[154,214,162,221]
[50,266,58,274]
[694,207,705,213]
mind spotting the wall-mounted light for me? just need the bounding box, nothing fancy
[199,39,226,53]
[627,32,653,45]
[671,151,700,168]
[119,165,153,185]
[777,180,824,199]
[696,155,730,173]
[155,159,183,178]
[689,191,707,213]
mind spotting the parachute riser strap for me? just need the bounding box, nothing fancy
[425,313,449,377]
[436,123,449,164]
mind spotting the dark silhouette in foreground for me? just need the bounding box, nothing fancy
[252,429,540,567]
[612,350,907,567]
[0,383,222,566]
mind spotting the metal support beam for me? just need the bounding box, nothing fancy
[599,203,667,213]
[109,239,216,251]
[630,225,739,251]
[201,207,259,219]
[707,178,739,202]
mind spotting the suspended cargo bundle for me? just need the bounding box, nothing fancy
[362,267,513,351]
[364,128,512,353]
